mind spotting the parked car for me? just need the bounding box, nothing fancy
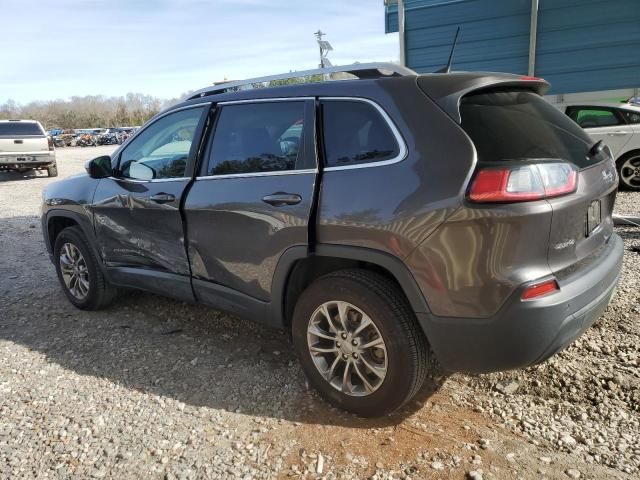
[96,130,119,145]
[41,64,623,417]
[560,102,640,190]
[0,119,57,176]
[77,133,97,147]
[54,130,79,147]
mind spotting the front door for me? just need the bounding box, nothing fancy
[184,99,317,303]
[92,104,209,298]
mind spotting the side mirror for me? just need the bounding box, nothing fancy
[85,155,113,179]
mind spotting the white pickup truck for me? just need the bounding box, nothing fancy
[0,120,57,177]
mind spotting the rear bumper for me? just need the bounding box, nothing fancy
[0,152,55,168]
[417,233,623,374]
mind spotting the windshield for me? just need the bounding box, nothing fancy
[460,89,598,168]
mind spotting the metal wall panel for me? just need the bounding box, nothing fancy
[386,0,531,75]
[535,0,640,93]
[385,0,640,94]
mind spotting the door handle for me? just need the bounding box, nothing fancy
[149,193,175,203]
[262,193,302,206]
[608,131,629,136]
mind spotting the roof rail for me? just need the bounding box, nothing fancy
[186,62,416,100]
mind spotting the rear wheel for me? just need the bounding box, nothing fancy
[47,163,58,177]
[292,269,430,417]
[53,226,117,310]
[617,151,640,191]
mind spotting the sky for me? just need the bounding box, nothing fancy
[1,0,398,104]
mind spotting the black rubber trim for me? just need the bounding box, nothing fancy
[193,278,274,328]
[108,266,196,303]
[313,244,431,313]
[269,245,310,328]
[43,210,103,267]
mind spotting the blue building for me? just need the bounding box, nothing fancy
[384,0,640,96]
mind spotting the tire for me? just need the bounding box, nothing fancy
[47,163,58,177]
[616,151,640,191]
[292,269,430,417]
[53,226,117,310]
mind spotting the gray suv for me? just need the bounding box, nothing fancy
[41,63,623,417]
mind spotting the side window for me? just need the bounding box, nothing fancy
[621,109,640,124]
[321,100,400,168]
[119,107,205,180]
[569,107,622,128]
[207,102,305,176]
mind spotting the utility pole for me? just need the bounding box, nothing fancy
[314,30,333,68]
[398,0,406,66]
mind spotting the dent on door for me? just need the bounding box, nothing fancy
[92,179,190,274]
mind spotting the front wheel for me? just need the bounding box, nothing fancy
[617,152,640,191]
[292,269,430,417]
[53,226,117,310]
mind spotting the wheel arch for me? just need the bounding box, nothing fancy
[616,147,640,163]
[270,245,431,331]
[45,210,102,267]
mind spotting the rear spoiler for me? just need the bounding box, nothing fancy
[417,72,550,123]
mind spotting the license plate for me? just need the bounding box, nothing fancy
[586,200,601,237]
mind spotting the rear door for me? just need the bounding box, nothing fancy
[565,106,632,157]
[92,104,209,290]
[184,98,317,302]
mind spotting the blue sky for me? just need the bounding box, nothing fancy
[1,0,398,104]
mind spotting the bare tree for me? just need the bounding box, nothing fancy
[0,94,165,130]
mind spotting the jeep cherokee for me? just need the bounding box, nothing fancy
[41,63,623,417]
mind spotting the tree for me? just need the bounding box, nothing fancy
[0,93,163,129]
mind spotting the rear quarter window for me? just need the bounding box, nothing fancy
[0,122,44,136]
[621,109,640,124]
[321,100,400,168]
[460,90,596,169]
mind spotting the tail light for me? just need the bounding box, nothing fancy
[469,162,577,203]
[48,137,55,151]
[522,278,559,300]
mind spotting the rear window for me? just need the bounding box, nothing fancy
[0,122,44,136]
[460,90,595,168]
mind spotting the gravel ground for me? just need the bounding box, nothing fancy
[0,147,638,479]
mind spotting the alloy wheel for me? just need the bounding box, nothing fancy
[59,242,90,300]
[307,300,388,396]
[620,155,640,189]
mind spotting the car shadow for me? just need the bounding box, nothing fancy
[1,215,446,429]
[0,169,46,181]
